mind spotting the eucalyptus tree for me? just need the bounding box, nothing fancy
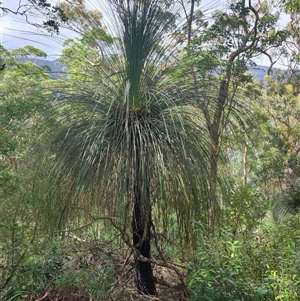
[40,0,211,295]
[175,0,289,235]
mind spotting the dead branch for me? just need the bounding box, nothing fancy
[33,291,49,301]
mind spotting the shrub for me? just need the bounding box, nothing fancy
[188,214,300,301]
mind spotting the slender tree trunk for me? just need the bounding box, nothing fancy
[208,136,218,237]
[207,79,229,236]
[184,0,219,236]
[243,139,249,185]
[132,149,155,295]
[187,0,195,45]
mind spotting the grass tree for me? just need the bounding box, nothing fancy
[41,0,211,295]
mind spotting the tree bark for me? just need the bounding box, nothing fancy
[243,139,249,185]
[132,147,155,295]
[132,195,155,295]
[207,79,229,236]
[208,137,218,237]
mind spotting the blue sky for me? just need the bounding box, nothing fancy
[0,0,226,59]
[0,0,290,67]
[0,0,77,59]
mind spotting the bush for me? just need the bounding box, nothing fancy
[188,234,273,301]
[188,214,300,301]
[1,237,120,301]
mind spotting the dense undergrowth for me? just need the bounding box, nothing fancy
[188,214,300,301]
[1,204,300,300]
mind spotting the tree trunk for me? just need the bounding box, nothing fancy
[243,139,249,185]
[208,137,218,237]
[132,148,155,295]
[207,79,229,236]
[132,196,155,295]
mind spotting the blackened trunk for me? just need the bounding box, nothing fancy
[132,198,155,295]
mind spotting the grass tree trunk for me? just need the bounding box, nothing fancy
[132,197,155,295]
[132,150,155,295]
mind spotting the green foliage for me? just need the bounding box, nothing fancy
[1,237,118,300]
[0,45,54,196]
[222,184,266,235]
[0,45,59,297]
[282,0,300,12]
[10,45,47,59]
[0,194,40,298]
[273,178,300,221]
[188,232,274,301]
[188,213,300,301]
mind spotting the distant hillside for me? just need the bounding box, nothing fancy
[19,58,65,79]
[35,58,65,79]
[249,65,278,81]
[23,58,277,81]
